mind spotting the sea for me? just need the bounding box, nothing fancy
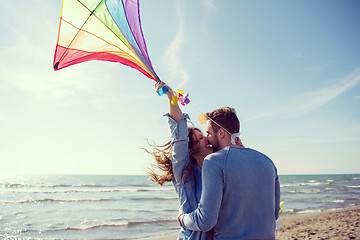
[1,174,359,239]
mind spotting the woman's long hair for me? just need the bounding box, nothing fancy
[145,127,201,186]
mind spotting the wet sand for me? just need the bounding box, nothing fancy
[149,207,360,239]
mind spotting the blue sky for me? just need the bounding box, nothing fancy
[0,0,359,175]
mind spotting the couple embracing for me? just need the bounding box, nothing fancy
[147,82,281,240]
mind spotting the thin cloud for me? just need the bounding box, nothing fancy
[201,0,217,12]
[162,0,189,89]
[273,136,360,146]
[201,0,217,35]
[247,68,360,121]
[277,122,360,146]
[289,51,305,58]
[296,69,360,114]
[161,0,217,89]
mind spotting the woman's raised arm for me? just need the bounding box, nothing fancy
[155,82,182,122]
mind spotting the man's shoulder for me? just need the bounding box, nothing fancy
[229,147,268,157]
[204,148,233,167]
[206,147,229,159]
[230,147,277,169]
[206,146,271,161]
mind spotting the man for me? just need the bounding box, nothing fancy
[177,107,280,239]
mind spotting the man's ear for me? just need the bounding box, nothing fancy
[218,128,226,139]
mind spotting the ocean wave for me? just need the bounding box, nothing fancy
[347,185,360,188]
[2,184,74,188]
[325,199,345,203]
[1,187,175,195]
[1,180,175,190]
[281,182,329,187]
[279,203,359,216]
[136,188,174,192]
[67,221,129,230]
[1,183,25,188]
[1,183,137,189]
[302,182,329,186]
[65,219,175,231]
[280,183,299,187]
[131,196,178,201]
[281,208,335,215]
[346,197,360,201]
[1,198,111,204]
[126,218,175,226]
[297,209,322,214]
[0,230,38,239]
[282,208,295,213]
[129,184,152,187]
[281,208,318,215]
[283,189,321,194]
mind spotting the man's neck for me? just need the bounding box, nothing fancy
[220,139,245,149]
[219,140,232,150]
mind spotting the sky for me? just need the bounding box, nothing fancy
[0,0,359,175]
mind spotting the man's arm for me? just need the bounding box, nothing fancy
[180,155,224,231]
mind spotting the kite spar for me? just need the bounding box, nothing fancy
[53,0,168,95]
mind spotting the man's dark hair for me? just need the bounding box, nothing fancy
[206,107,240,134]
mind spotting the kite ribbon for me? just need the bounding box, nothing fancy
[170,89,190,105]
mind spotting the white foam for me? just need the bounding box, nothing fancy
[298,209,322,214]
[326,199,345,203]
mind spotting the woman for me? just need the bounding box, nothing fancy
[146,82,213,240]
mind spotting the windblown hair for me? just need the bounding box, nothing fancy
[145,140,173,186]
[145,127,201,186]
[206,107,240,134]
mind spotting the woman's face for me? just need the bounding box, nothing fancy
[191,129,213,156]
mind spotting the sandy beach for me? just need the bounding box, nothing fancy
[149,207,360,240]
[277,207,360,239]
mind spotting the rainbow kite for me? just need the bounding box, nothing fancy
[53,0,165,92]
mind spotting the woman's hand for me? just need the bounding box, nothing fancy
[177,209,185,228]
[235,138,245,148]
[155,81,164,94]
[155,81,173,100]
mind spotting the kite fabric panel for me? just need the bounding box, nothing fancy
[53,0,160,82]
